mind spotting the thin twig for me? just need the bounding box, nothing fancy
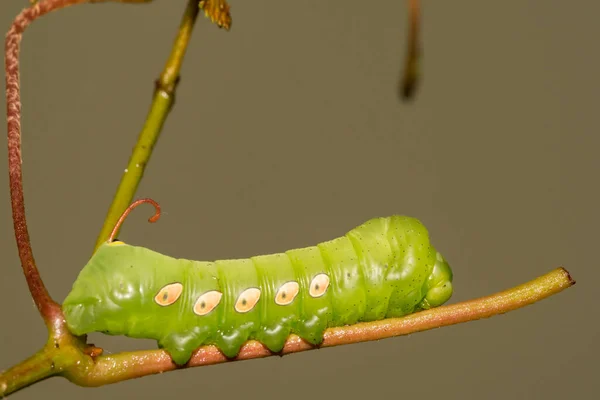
[93,0,215,250]
[400,0,421,100]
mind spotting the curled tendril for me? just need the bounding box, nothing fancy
[108,198,161,243]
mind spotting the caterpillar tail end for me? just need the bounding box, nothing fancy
[418,251,454,310]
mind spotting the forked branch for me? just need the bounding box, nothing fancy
[1,0,199,394]
[1,0,577,398]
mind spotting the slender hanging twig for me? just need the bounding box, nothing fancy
[400,0,421,100]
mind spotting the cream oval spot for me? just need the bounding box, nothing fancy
[275,281,300,306]
[154,283,183,306]
[309,273,330,298]
[234,288,261,313]
[108,240,125,246]
[193,290,223,316]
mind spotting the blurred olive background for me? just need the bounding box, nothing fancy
[1,1,597,399]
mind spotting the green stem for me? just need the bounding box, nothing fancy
[0,333,92,397]
[0,347,58,396]
[94,0,202,250]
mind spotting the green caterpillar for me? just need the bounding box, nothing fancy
[62,199,453,365]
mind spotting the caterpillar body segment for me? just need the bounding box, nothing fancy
[62,216,453,365]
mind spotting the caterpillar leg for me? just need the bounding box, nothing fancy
[159,332,201,366]
[294,315,328,346]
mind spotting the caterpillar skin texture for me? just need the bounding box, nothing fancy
[62,216,453,365]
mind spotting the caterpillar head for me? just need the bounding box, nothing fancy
[417,250,454,310]
[62,241,184,339]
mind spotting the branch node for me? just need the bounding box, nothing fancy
[154,75,180,99]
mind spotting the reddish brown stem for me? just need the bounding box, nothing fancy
[4,0,151,328]
[108,198,161,242]
[5,0,73,328]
